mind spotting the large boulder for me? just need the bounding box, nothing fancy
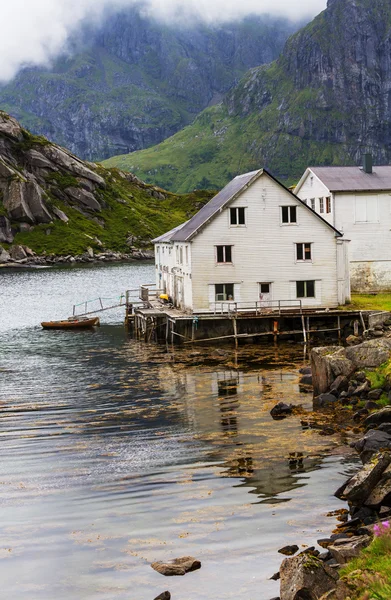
[41,145,105,187]
[365,407,391,427]
[4,179,34,223]
[365,465,391,507]
[25,149,56,169]
[345,339,391,369]
[0,215,13,243]
[352,429,391,463]
[328,535,371,565]
[65,187,101,212]
[337,452,391,504]
[24,181,52,223]
[9,245,27,261]
[52,206,69,223]
[0,245,11,262]
[0,158,18,178]
[3,179,52,224]
[0,112,23,140]
[311,347,354,395]
[279,554,339,600]
[151,556,201,577]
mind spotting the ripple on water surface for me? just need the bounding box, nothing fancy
[0,264,356,599]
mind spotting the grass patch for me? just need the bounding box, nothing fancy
[340,528,391,599]
[343,294,391,312]
[365,362,391,390]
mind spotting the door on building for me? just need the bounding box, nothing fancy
[259,282,272,307]
[174,275,184,309]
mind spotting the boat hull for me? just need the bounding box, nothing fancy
[41,317,100,329]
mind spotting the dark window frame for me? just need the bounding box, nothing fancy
[230,207,246,226]
[281,206,297,224]
[216,245,233,264]
[296,280,315,298]
[215,283,235,301]
[296,243,312,262]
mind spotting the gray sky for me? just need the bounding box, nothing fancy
[0,0,327,82]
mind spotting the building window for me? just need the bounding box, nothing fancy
[260,283,270,294]
[296,280,315,298]
[215,283,234,301]
[296,243,312,261]
[216,245,233,263]
[310,198,315,210]
[326,197,332,213]
[230,207,246,226]
[319,198,324,213]
[179,247,183,264]
[185,246,189,265]
[281,206,297,224]
[355,195,379,223]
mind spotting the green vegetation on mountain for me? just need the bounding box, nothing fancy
[0,111,212,258]
[103,0,391,192]
[0,9,299,161]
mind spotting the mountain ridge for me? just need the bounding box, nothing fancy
[105,0,391,192]
[0,9,299,162]
[0,110,213,263]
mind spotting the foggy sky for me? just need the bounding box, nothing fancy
[0,0,327,82]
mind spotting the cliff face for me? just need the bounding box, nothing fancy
[0,111,212,260]
[109,0,391,192]
[0,9,298,161]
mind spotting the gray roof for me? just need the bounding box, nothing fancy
[154,168,342,244]
[152,221,188,243]
[169,169,261,242]
[310,166,391,192]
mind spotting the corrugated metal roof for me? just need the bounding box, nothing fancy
[170,170,262,242]
[310,166,391,192]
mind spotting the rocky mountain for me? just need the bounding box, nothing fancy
[0,9,299,162]
[0,111,212,263]
[105,0,391,192]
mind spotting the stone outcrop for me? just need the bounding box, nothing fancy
[279,554,339,600]
[311,339,391,395]
[151,557,201,577]
[328,535,372,565]
[337,452,391,504]
[0,215,13,243]
[311,347,355,395]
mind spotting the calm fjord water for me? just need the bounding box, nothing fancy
[0,263,354,599]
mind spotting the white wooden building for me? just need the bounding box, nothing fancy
[153,169,350,313]
[294,158,391,291]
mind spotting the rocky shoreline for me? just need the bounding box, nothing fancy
[270,330,391,600]
[0,243,154,268]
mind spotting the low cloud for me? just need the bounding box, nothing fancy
[0,0,327,82]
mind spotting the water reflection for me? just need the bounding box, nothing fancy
[0,264,356,600]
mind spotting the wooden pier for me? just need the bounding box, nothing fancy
[125,286,371,346]
[73,284,386,346]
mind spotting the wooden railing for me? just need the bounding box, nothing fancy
[139,284,164,302]
[211,300,303,316]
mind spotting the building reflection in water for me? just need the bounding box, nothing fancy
[156,348,333,504]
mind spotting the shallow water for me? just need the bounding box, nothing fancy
[0,263,356,599]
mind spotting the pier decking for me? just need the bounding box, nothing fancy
[125,285,370,346]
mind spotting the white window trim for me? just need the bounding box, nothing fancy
[280,205,298,226]
[295,242,313,263]
[215,245,234,265]
[229,207,247,228]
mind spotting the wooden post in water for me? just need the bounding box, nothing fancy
[233,318,238,349]
[273,320,279,345]
[301,315,307,344]
[338,316,341,342]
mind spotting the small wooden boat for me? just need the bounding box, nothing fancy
[41,317,100,329]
